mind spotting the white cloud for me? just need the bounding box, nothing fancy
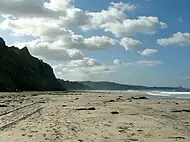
[178,17,183,23]
[110,2,136,12]
[58,8,90,29]
[113,59,122,65]
[45,0,73,11]
[13,40,84,61]
[67,58,99,68]
[0,17,59,37]
[0,0,167,38]
[136,60,163,66]
[83,2,136,30]
[0,0,60,18]
[139,49,158,56]
[87,59,99,66]
[52,59,113,81]
[102,16,167,37]
[48,35,116,51]
[157,32,190,46]
[120,38,142,50]
[0,17,116,51]
[84,36,116,50]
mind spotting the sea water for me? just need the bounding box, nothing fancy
[76,90,190,100]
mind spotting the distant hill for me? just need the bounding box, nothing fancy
[58,79,90,90]
[0,37,66,92]
[78,81,190,92]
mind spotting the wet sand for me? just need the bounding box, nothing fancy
[0,92,190,142]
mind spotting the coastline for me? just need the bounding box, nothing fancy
[0,91,190,142]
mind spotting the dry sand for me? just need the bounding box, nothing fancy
[0,92,190,142]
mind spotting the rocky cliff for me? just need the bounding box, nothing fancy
[0,37,66,92]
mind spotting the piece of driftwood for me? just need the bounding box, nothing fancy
[171,109,190,113]
[129,96,149,100]
[111,111,119,114]
[75,107,96,111]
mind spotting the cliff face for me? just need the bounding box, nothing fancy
[0,37,66,92]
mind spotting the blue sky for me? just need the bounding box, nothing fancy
[0,0,190,88]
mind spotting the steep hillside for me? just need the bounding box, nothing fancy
[0,37,66,92]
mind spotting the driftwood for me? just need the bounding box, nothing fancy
[169,136,186,140]
[0,104,8,107]
[129,96,149,100]
[111,111,119,114]
[171,109,190,113]
[75,107,96,111]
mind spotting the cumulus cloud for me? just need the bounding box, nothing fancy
[157,32,190,46]
[139,49,158,56]
[120,38,142,50]
[82,2,136,30]
[101,16,167,37]
[48,35,116,51]
[136,60,163,66]
[113,59,122,65]
[0,0,61,18]
[14,40,84,61]
[0,17,116,51]
[52,59,113,81]
[67,58,99,68]
[58,8,90,29]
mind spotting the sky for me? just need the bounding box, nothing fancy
[0,0,190,88]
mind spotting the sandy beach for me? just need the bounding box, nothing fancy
[0,92,190,142]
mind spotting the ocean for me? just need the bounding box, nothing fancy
[145,91,190,99]
[76,90,190,100]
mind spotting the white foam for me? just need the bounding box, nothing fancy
[146,91,190,99]
[159,91,190,95]
[146,92,170,97]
